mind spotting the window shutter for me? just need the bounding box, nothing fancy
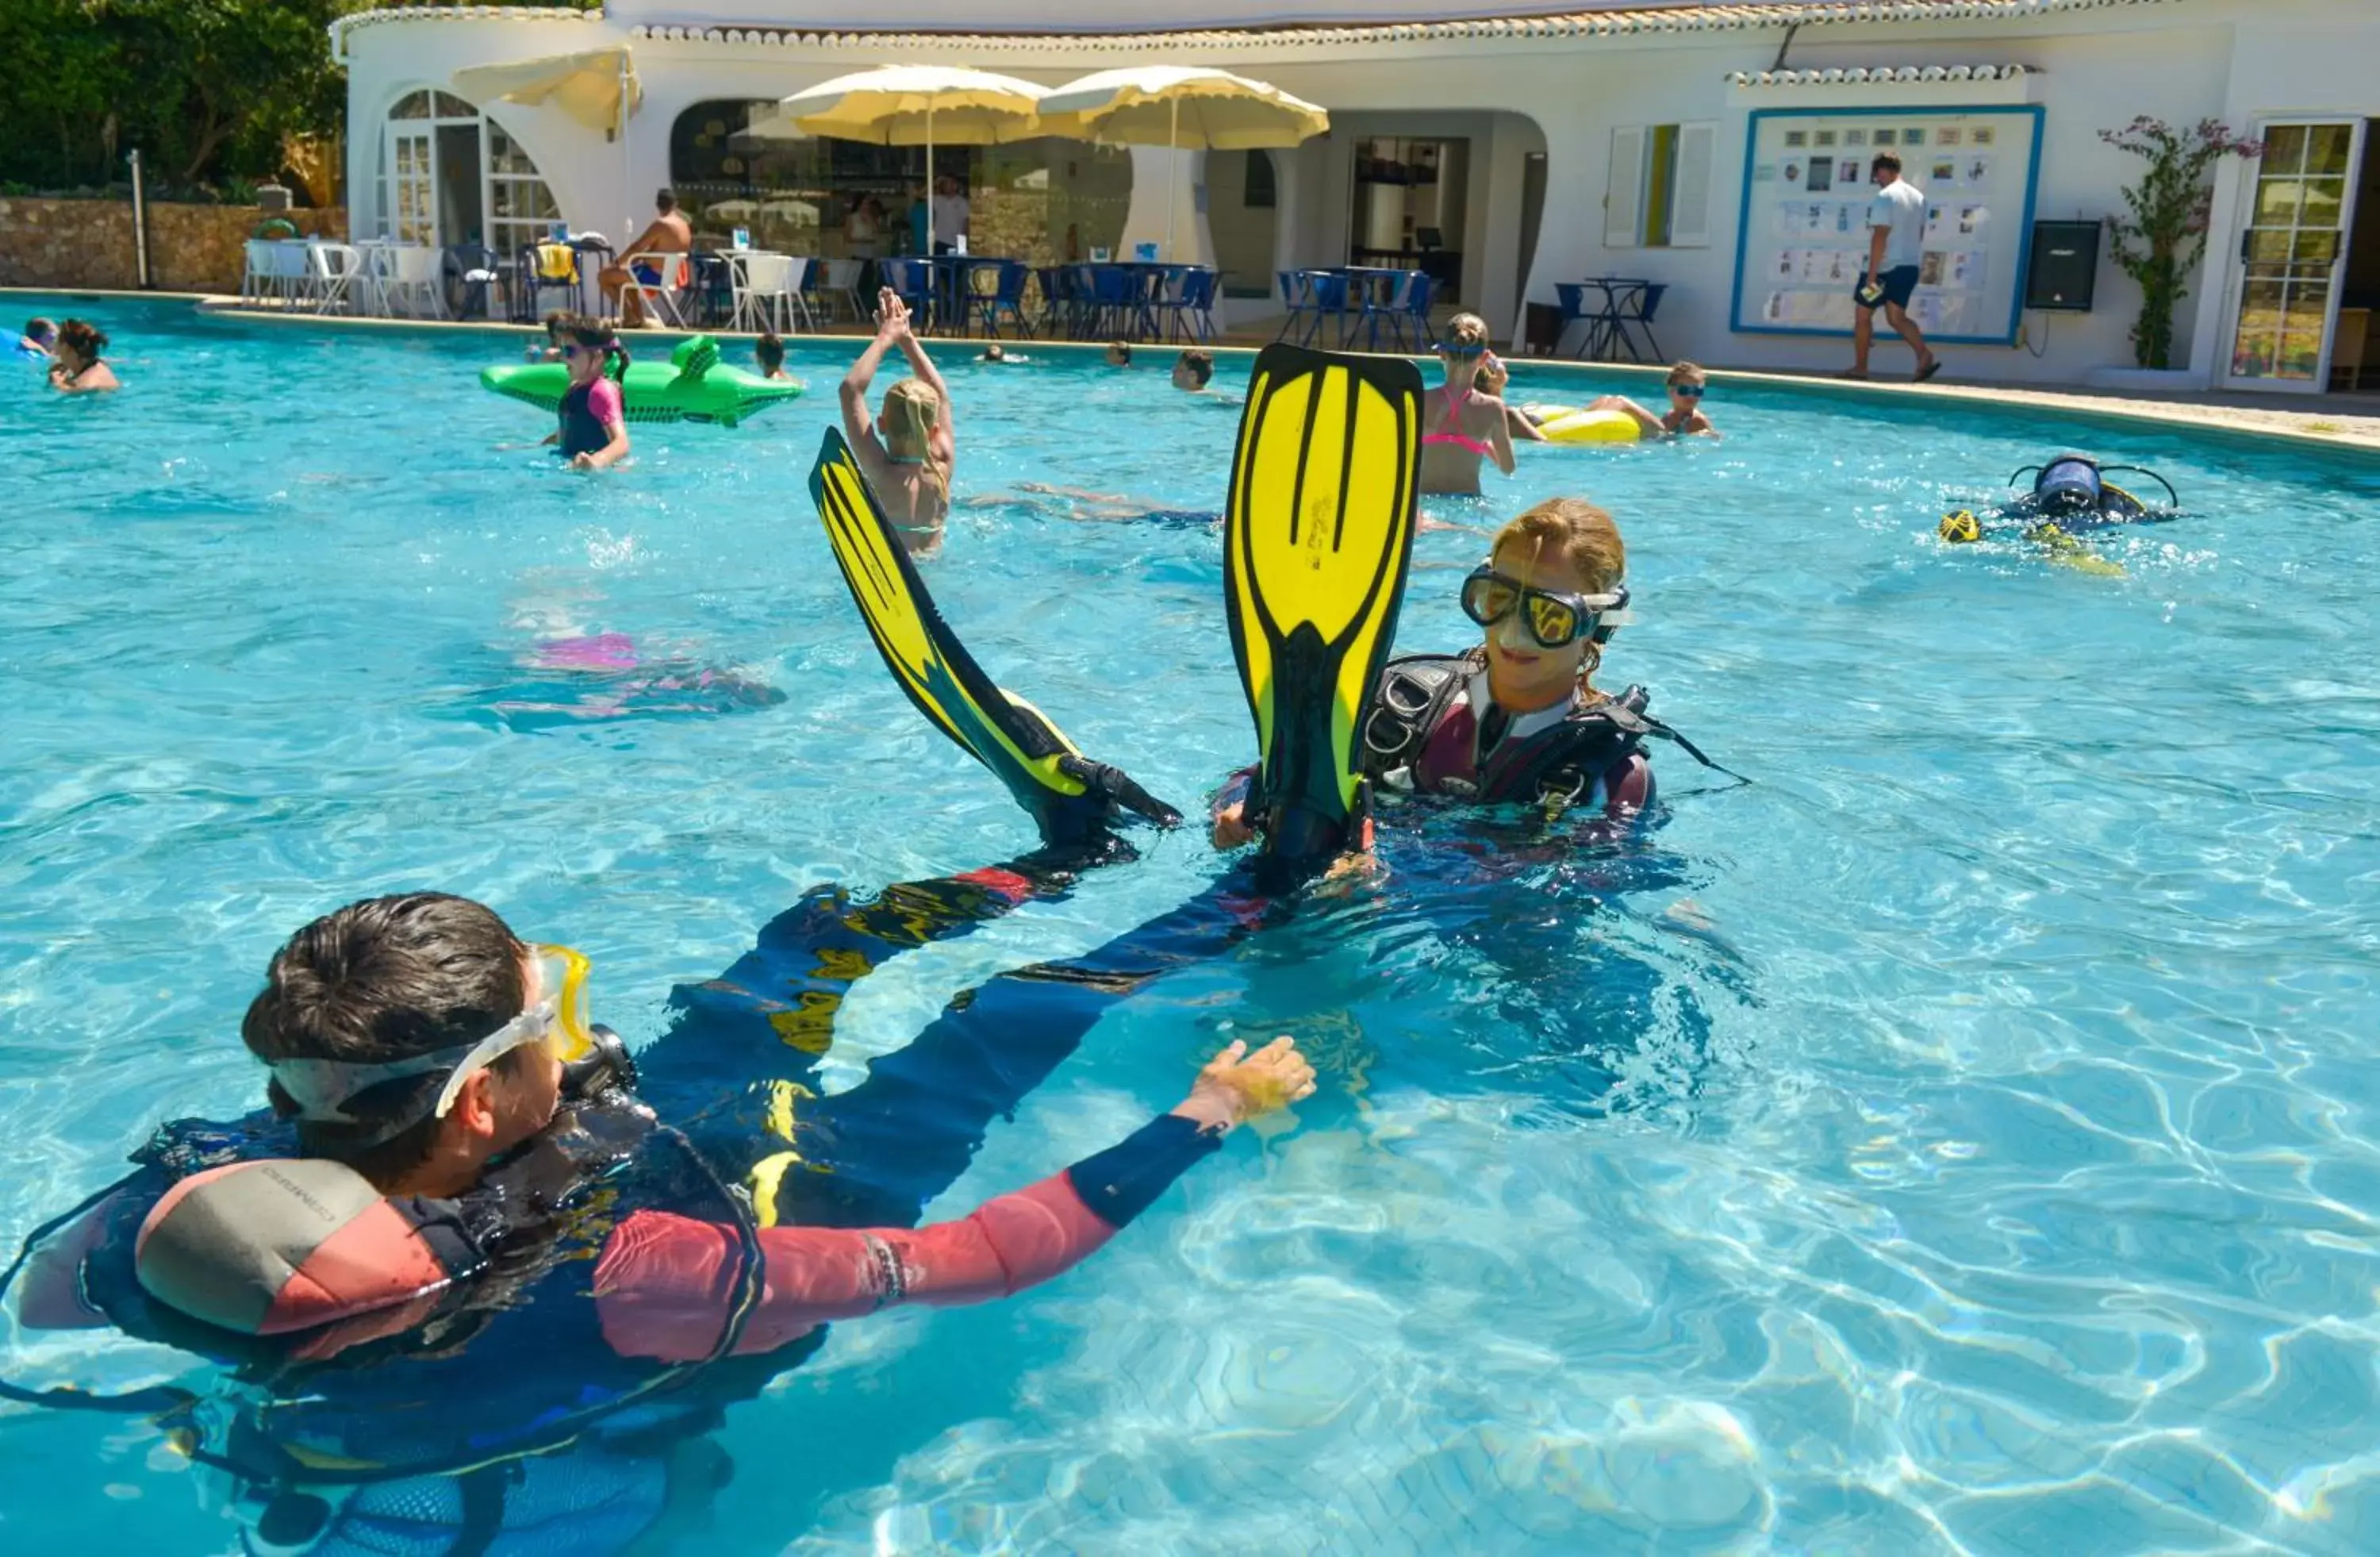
[1669,121,1718,248]
[1606,125,1646,248]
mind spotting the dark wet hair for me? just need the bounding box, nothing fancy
[56,318,106,359]
[542,311,570,339]
[655,188,678,213]
[24,317,56,344]
[756,331,785,373]
[1176,349,1213,388]
[242,893,530,1179]
[1106,341,1132,366]
[1871,151,1903,175]
[559,312,631,381]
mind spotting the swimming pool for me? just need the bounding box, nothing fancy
[4,294,2378,1554]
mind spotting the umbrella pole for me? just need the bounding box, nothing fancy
[1165,97,1180,263]
[620,56,633,289]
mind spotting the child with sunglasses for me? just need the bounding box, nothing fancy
[1587,361,1720,440]
[539,314,632,471]
[1215,498,1697,847]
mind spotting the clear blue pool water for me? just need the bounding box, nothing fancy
[4,294,2378,1555]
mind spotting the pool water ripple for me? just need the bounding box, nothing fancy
[2,297,2378,1553]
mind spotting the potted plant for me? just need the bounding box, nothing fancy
[2086,116,2262,389]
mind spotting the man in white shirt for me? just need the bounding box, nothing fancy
[931,175,971,256]
[1844,152,1942,382]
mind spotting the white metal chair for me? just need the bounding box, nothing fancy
[382,245,448,319]
[782,257,817,332]
[730,252,797,333]
[818,259,866,324]
[240,240,272,304]
[269,241,312,307]
[306,243,368,315]
[620,250,690,326]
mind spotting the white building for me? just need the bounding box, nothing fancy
[334,0,2380,393]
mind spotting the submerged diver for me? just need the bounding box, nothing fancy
[1939,452,2179,548]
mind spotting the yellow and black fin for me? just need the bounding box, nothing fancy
[1223,344,1423,870]
[809,429,1180,849]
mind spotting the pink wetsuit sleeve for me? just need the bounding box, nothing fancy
[593,1172,1114,1363]
[588,378,625,426]
[1603,752,1654,821]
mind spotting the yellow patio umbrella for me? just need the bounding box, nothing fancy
[778,66,1046,252]
[1037,67,1329,260]
[454,48,641,247]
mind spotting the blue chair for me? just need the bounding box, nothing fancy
[1354,270,1426,352]
[1274,270,1309,341]
[879,258,931,325]
[1088,265,1140,340]
[1553,282,1595,358]
[1178,267,1220,343]
[1395,272,1437,352]
[1296,271,1350,348]
[976,260,1033,338]
[1610,281,1667,363]
[1031,267,1067,336]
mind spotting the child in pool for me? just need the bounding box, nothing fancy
[539,315,631,471]
[840,287,955,554]
[1419,313,1517,497]
[524,313,567,363]
[1476,355,1546,444]
[1587,361,1720,439]
[756,331,792,381]
[46,318,119,393]
[1105,341,1133,368]
[1171,349,1214,392]
[15,317,56,361]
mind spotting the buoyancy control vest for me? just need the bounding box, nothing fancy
[4,1044,767,1497]
[1359,653,1733,813]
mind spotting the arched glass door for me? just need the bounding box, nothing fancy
[378,90,560,256]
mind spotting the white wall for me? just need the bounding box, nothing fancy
[343,0,2380,387]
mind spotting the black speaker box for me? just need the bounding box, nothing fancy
[2024,219,2102,312]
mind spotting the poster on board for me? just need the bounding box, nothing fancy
[1729,106,2043,345]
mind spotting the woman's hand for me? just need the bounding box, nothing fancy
[876,288,912,341]
[1171,1037,1317,1132]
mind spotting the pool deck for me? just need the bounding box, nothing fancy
[22,286,2380,458]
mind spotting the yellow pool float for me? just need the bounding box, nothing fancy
[1522,404,1641,444]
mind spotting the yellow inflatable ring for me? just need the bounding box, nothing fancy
[1524,405,1641,444]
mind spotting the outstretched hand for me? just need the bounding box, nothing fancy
[1172,1036,1318,1132]
[875,287,912,342]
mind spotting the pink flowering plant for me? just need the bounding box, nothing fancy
[2100,116,2263,368]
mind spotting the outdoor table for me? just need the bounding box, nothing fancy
[1561,276,1658,362]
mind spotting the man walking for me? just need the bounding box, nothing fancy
[1844,152,1941,382]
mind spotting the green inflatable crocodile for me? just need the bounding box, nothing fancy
[479,336,803,429]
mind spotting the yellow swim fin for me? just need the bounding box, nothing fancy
[809,429,1180,849]
[1223,344,1423,869]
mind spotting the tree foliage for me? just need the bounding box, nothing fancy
[2099,116,2263,371]
[0,0,348,194]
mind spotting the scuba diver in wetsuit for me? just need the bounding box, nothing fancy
[1938,451,2179,559]
[1211,494,1733,853]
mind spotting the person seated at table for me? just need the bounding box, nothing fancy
[1476,354,1546,444]
[15,317,57,361]
[598,189,693,329]
[1105,341,1134,368]
[1420,313,1516,498]
[756,331,793,382]
[539,314,631,471]
[525,312,568,363]
[1586,361,1720,440]
[46,318,119,394]
[1171,349,1215,393]
[842,288,956,555]
[843,193,885,260]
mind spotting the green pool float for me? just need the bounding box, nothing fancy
[479,336,804,428]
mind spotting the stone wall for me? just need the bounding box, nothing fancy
[0,199,346,294]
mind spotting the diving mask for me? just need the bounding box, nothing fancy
[271,944,595,1141]
[1461,567,1630,649]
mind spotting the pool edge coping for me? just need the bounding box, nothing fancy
[14,288,2377,464]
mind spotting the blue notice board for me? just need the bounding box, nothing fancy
[1729,104,2044,345]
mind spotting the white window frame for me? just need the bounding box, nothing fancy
[1606,119,1718,250]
